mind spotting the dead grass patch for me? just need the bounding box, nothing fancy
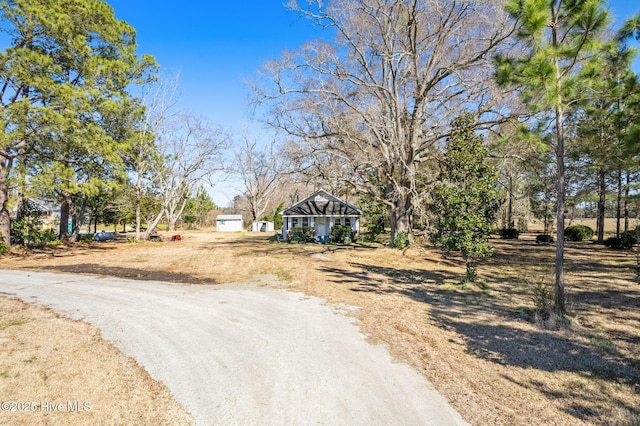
[2,229,640,425]
[0,297,193,425]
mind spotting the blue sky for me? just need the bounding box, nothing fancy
[105,0,640,206]
[108,1,323,129]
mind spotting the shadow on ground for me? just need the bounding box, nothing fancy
[22,264,213,285]
[318,241,640,423]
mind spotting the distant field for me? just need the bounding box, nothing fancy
[525,217,640,234]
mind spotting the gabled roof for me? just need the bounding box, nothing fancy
[282,189,363,217]
[25,198,59,212]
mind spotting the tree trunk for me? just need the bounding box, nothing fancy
[389,193,413,245]
[596,168,606,243]
[143,210,164,240]
[554,107,566,316]
[59,195,71,242]
[616,170,622,238]
[135,173,142,242]
[0,163,11,248]
[507,175,514,229]
[624,173,630,233]
[167,198,188,232]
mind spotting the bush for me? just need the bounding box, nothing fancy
[604,237,629,249]
[364,222,383,242]
[498,228,519,239]
[536,234,554,244]
[0,234,8,254]
[564,225,594,242]
[330,225,353,244]
[290,226,314,244]
[621,230,640,248]
[392,231,410,249]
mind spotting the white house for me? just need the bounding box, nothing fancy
[216,215,244,232]
[11,198,61,225]
[281,189,363,242]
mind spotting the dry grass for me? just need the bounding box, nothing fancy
[2,229,640,425]
[0,297,193,425]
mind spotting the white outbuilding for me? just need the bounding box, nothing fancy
[252,221,275,232]
[216,215,244,232]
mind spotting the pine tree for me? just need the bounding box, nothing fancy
[0,0,155,246]
[495,0,611,314]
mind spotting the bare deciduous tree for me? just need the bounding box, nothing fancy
[148,113,229,235]
[234,136,284,230]
[130,73,180,241]
[252,0,516,243]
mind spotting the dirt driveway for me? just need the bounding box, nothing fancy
[0,269,467,425]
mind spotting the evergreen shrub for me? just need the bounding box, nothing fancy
[564,225,594,242]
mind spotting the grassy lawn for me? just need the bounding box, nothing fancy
[2,229,639,425]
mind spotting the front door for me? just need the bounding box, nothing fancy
[315,217,327,237]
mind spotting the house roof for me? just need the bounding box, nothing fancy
[26,198,59,212]
[282,190,363,217]
[216,215,243,221]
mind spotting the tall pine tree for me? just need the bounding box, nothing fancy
[495,0,610,314]
[0,0,155,246]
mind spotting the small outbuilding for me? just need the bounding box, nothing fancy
[216,215,244,232]
[252,221,275,233]
[281,189,363,242]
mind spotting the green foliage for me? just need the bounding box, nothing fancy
[262,202,284,229]
[621,229,640,248]
[604,237,627,249]
[497,0,612,314]
[536,234,555,244]
[391,231,410,249]
[564,225,594,242]
[357,194,387,238]
[9,201,58,248]
[0,0,157,245]
[289,226,314,244]
[330,225,353,244]
[499,228,520,239]
[183,186,218,228]
[430,113,500,282]
[78,234,95,243]
[0,235,8,254]
[364,222,383,242]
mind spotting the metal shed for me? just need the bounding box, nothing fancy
[216,215,244,232]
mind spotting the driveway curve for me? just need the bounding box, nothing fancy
[0,269,468,425]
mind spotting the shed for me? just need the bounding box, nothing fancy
[252,221,275,233]
[216,215,244,232]
[281,189,363,241]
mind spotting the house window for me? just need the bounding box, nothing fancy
[345,217,351,227]
[302,217,309,227]
[292,218,300,227]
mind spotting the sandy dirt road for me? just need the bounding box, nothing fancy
[0,269,468,425]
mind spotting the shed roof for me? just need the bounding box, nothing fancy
[282,190,363,217]
[216,215,243,221]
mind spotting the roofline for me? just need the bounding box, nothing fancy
[281,189,364,216]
